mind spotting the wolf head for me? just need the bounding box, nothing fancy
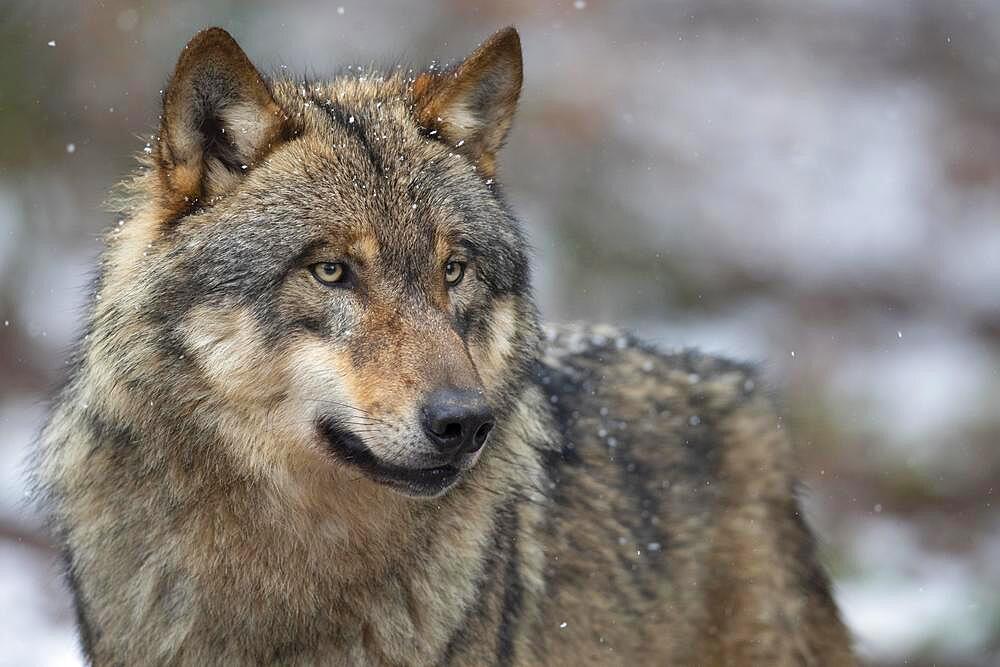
[95,27,539,498]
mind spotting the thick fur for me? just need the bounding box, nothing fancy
[34,27,855,665]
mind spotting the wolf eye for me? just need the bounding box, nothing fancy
[444,260,466,286]
[310,262,347,286]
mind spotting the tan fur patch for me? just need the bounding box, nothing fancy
[470,296,519,393]
[347,234,380,265]
[181,305,283,405]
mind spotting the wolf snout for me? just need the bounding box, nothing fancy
[421,388,495,458]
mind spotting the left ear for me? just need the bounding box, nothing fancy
[411,27,523,177]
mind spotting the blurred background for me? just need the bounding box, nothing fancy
[1,1,998,665]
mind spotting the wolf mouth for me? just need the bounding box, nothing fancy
[317,418,462,497]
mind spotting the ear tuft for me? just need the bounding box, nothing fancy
[412,27,523,177]
[157,28,289,214]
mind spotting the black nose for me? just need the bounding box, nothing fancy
[421,388,495,457]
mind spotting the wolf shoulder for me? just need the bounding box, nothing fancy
[536,322,798,500]
[527,323,853,664]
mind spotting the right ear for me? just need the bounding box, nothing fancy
[411,27,522,178]
[156,28,289,214]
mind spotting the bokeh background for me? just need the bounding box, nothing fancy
[2,1,999,665]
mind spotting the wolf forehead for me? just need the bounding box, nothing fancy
[119,26,530,304]
[165,82,523,282]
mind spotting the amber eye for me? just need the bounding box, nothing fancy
[444,260,466,286]
[310,262,347,286]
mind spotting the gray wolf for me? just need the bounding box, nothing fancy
[34,26,855,665]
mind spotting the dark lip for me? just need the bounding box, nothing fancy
[317,418,463,497]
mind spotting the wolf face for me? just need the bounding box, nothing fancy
[103,28,538,498]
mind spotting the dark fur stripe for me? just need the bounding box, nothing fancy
[84,409,138,450]
[63,553,97,659]
[437,497,523,666]
[495,504,523,666]
[313,98,384,176]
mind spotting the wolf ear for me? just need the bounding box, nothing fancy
[156,28,288,212]
[412,27,523,177]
